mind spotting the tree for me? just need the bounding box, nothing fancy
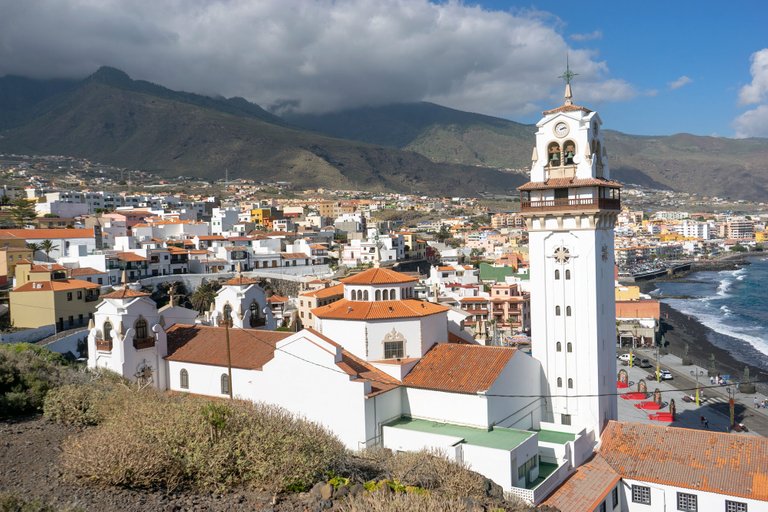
[9,199,36,227]
[40,240,59,261]
[435,224,451,242]
[190,280,221,313]
[26,242,42,261]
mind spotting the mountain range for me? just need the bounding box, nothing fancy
[1,67,767,201]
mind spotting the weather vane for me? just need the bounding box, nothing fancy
[558,55,577,104]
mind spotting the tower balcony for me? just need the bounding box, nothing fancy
[520,197,620,213]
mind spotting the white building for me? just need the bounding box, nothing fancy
[519,75,619,439]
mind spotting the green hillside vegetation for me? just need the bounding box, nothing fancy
[287,103,768,201]
[0,69,525,196]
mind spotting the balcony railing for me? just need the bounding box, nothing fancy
[95,339,112,352]
[133,337,155,350]
[520,197,620,212]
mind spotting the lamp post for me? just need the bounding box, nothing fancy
[690,369,705,406]
[655,344,661,382]
[726,386,735,429]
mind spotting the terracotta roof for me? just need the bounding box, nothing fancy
[542,103,593,115]
[0,228,95,239]
[518,177,623,191]
[267,295,288,303]
[29,263,68,272]
[280,252,309,259]
[341,267,418,285]
[403,344,517,394]
[165,324,291,370]
[459,297,488,303]
[70,267,104,276]
[196,235,227,241]
[224,275,259,286]
[616,299,660,320]
[312,298,448,320]
[542,455,620,512]
[116,251,147,262]
[101,288,151,299]
[13,279,101,292]
[598,421,768,501]
[300,283,344,299]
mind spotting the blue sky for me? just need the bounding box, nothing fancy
[479,1,767,137]
[1,0,766,138]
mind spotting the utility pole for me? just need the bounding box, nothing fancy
[225,318,233,399]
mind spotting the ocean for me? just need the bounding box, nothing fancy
[650,256,768,373]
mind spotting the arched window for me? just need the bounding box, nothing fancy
[565,269,571,280]
[567,342,573,353]
[223,303,233,327]
[363,290,369,301]
[382,289,389,300]
[566,306,572,316]
[555,269,560,280]
[391,288,396,299]
[556,342,562,352]
[375,290,381,300]
[548,142,561,166]
[250,300,263,327]
[567,378,574,389]
[221,373,230,395]
[180,369,189,389]
[103,321,113,342]
[134,317,148,339]
[555,306,561,316]
[557,377,562,388]
[563,141,576,165]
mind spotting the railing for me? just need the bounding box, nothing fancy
[133,337,155,350]
[520,198,620,212]
[96,339,112,352]
[85,294,100,302]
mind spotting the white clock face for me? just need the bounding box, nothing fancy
[554,122,569,138]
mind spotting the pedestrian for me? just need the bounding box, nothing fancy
[703,417,709,429]
[700,415,705,426]
[755,397,761,408]
[710,376,715,385]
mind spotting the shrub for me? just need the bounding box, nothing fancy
[43,372,129,426]
[0,343,81,418]
[61,392,346,493]
[338,491,485,512]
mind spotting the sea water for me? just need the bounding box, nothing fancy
[650,257,768,372]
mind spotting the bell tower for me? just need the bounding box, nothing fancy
[521,65,621,439]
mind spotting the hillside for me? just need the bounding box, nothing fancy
[0,68,525,196]
[288,103,768,201]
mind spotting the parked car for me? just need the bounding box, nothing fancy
[659,369,673,380]
[637,358,652,368]
[618,353,632,362]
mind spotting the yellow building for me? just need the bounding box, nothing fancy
[755,230,767,243]
[10,278,101,330]
[0,245,33,286]
[250,207,279,228]
[298,283,344,329]
[615,285,641,301]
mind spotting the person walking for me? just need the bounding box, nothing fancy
[703,417,709,429]
[755,397,761,408]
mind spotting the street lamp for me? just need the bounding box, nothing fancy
[655,344,661,382]
[726,386,736,429]
[690,369,705,406]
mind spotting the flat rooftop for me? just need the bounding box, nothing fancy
[532,429,576,444]
[387,417,534,451]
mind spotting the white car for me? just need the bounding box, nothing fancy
[618,353,632,362]
[659,369,673,380]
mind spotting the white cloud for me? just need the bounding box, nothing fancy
[0,0,635,117]
[739,49,768,105]
[733,104,768,138]
[570,30,602,42]
[668,75,692,90]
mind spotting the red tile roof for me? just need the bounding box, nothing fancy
[341,267,418,285]
[29,263,68,272]
[116,251,147,262]
[403,344,517,394]
[599,421,768,501]
[312,298,448,321]
[542,455,620,512]
[165,325,291,370]
[101,288,151,299]
[518,177,623,191]
[70,267,104,276]
[300,283,344,299]
[224,275,259,286]
[0,228,95,239]
[267,295,288,303]
[13,279,101,292]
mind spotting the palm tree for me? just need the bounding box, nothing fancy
[26,242,42,261]
[40,240,59,262]
[190,281,220,313]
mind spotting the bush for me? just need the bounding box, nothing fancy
[0,343,81,419]
[61,392,346,493]
[338,491,485,512]
[43,371,129,426]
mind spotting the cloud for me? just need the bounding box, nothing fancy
[739,49,768,105]
[733,104,768,138]
[570,30,602,42]
[668,75,692,90]
[0,0,634,117]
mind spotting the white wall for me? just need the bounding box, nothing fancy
[487,352,542,430]
[404,388,488,428]
[617,478,763,512]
